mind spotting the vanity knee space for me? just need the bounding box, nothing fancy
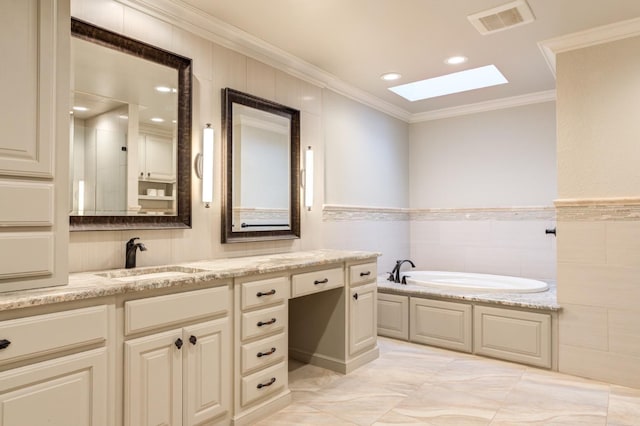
[377,293,556,369]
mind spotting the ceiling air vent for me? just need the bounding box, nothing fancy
[468,0,535,35]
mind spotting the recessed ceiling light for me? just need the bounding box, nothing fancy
[151,117,164,123]
[445,56,468,65]
[155,86,172,93]
[388,65,508,102]
[380,72,402,81]
[73,106,88,111]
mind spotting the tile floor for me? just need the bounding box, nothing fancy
[256,337,640,425]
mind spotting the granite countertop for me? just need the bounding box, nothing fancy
[378,276,560,311]
[0,249,379,312]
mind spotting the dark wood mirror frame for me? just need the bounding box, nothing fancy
[69,18,192,231]
[221,88,300,243]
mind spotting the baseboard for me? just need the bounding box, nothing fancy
[231,390,291,426]
[289,345,379,374]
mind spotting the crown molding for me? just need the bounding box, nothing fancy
[409,90,556,123]
[539,16,640,77]
[115,0,558,124]
[115,0,411,121]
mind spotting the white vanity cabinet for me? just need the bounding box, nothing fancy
[410,297,473,353]
[348,262,378,356]
[0,305,109,426]
[123,285,231,426]
[138,132,175,182]
[377,293,409,340]
[0,0,69,292]
[233,274,290,426]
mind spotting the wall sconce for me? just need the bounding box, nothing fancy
[304,146,314,211]
[195,123,214,208]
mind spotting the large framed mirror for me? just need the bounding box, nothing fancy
[222,88,300,242]
[69,18,192,230]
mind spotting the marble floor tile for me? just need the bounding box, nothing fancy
[256,338,640,426]
[607,385,640,425]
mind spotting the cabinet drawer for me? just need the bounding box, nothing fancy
[125,286,229,335]
[291,267,343,298]
[241,361,287,407]
[241,276,289,311]
[0,306,108,365]
[241,333,287,375]
[349,262,377,286]
[241,304,287,341]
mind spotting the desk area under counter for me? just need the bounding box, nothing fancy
[0,249,379,426]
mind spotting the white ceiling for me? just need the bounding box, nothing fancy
[178,0,640,116]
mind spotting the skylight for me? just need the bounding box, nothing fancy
[388,65,508,101]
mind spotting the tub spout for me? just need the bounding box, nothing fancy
[391,259,415,284]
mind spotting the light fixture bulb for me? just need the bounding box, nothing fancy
[445,56,468,65]
[304,146,314,210]
[73,106,88,112]
[151,117,164,123]
[380,72,402,81]
[155,86,172,93]
[201,124,214,207]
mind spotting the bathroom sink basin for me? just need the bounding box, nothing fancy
[96,266,208,282]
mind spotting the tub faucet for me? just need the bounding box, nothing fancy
[389,259,415,284]
[125,237,147,269]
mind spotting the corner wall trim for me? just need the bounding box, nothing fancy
[539,16,640,77]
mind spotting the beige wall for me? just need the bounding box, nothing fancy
[408,103,557,280]
[69,0,411,272]
[556,36,640,388]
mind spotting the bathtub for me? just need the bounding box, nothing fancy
[400,271,548,293]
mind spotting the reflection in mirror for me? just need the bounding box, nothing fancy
[69,18,191,230]
[222,88,300,242]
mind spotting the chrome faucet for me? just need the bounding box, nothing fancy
[125,237,147,269]
[388,259,415,284]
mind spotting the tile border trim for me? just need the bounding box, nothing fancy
[322,205,556,222]
[555,197,640,221]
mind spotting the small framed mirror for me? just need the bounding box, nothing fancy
[222,88,300,242]
[69,18,192,230]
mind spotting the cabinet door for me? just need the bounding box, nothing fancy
[410,298,472,353]
[183,318,230,426]
[145,135,175,181]
[377,293,409,340]
[0,348,107,426]
[349,283,377,355]
[0,0,55,177]
[125,329,183,426]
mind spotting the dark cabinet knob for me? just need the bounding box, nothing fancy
[175,338,183,349]
[256,289,276,297]
[314,278,329,285]
[189,335,197,345]
[0,339,11,350]
[360,271,371,277]
[353,293,358,300]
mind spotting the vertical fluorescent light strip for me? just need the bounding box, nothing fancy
[78,180,85,214]
[304,146,314,210]
[202,124,214,208]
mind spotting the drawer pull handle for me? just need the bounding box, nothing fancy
[256,289,276,297]
[175,338,184,349]
[189,335,197,345]
[257,347,277,358]
[257,377,276,389]
[353,293,358,300]
[0,339,11,350]
[257,318,277,327]
[314,278,329,285]
[360,271,371,277]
